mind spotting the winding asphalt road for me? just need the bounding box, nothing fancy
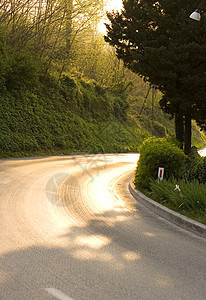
[0,154,206,300]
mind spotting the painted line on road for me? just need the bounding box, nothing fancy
[45,288,74,300]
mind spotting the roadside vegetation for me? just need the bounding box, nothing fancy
[1,40,205,158]
[0,1,206,226]
[0,1,205,158]
[135,138,206,225]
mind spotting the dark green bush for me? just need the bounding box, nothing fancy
[183,146,206,184]
[196,157,206,184]
[5,50,41,91]
[134,137,186,189]
[183,146,203,181]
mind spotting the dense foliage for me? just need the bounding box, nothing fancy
[0,24,154,157]
[184,147,206,183]
[0,5,205,158]
[0,64,143,156]
[134,137,206,224]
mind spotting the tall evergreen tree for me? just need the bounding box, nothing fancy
[105,0,206,154]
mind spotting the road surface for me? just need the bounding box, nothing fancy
[0,154,205,300]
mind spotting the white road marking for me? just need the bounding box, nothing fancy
[45,288,74,300]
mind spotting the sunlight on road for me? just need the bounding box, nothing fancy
[144,232,156,237]
[74,235,111,249]
[122,251,141,261]
[85,154,138,215]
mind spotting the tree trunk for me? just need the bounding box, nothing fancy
[151,86,155,122]
[175,111,184,149]
[65,0,73,57]
[139,85,151,115]
[184,113,192,155]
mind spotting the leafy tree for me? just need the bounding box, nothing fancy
[75,30,127,87]
[5,50,41,91]
[0,0,104,79]
[105,0,206,154]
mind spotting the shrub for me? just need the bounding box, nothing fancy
[196,157,206,184]
[184,146,206,184]
[134,137,186,189]
[5,50,41,91]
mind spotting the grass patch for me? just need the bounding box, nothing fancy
[148,179,206,225]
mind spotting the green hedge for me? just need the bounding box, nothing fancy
[134,137,186,189]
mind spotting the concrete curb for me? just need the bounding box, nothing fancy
[129,182,206,239]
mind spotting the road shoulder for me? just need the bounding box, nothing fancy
[129,182,206,239]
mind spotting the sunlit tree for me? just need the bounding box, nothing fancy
[0,0,104,78]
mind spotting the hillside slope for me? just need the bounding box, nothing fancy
[1,73,205,158]
[0,27,205,157]
[0,73,150,157]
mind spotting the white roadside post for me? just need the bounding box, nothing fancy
[158,167,164,182]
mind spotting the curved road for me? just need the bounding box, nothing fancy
[0,154,205,300]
